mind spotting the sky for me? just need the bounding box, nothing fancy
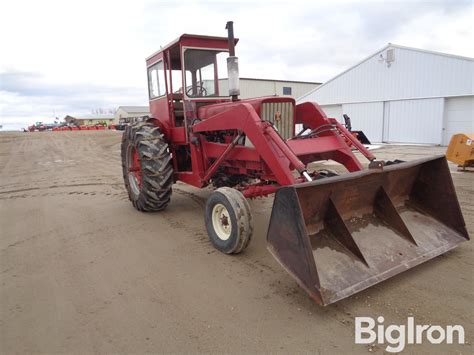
[0,0,473,130]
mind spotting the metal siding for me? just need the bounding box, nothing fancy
[218,79,229,97]
[274,81,321,99]
[382,102,390,142]
[387,98,444,144]
[443,96,474,145]
[342,102,384,142]
[300,46,474,105]
[219,79,319,99]
[240,79,275,99]
[320,105,343,122]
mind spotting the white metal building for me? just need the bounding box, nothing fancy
[298,44,474,145]
[64,114,115,126]
[115,106,151,124]
[220,77,320,100]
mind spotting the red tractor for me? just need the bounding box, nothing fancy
[121,22,469,305]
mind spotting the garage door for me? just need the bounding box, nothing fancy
[443,96,474,145]
[320,105,343,122]
[385,98,444,144]
[342,102,383,142]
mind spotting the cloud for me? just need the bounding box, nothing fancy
[1,0,472,129]
[0,71,146,129]
[0,71,145,98]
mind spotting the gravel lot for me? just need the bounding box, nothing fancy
[0,131,472,354]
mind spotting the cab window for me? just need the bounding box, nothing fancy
[148,61,166,99]
[184,49,228,98]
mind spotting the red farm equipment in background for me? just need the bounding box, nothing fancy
[120,22,469,305]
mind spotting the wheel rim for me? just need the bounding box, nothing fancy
[212,203,232,240]
[127,145,142,196]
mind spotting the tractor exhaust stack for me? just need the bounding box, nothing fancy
[226,21,240,101]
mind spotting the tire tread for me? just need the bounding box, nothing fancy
[121,122,173,212]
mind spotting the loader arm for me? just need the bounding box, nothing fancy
[293,102,374,170]
[193,103,304,186]
[193,101,376,188]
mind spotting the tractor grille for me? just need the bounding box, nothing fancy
[260,102,294,140]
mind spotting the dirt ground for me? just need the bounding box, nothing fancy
[0,131,472,354]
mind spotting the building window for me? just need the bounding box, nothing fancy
[283,86,292,95]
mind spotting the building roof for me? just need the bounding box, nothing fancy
[217,77,321,85]
[298,43,474,102]
[65,114,115,120]
[117,106,150,113]
[387,43,474,62]
[239,77,321,85]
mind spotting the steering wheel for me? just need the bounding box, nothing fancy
[186,85,207,97]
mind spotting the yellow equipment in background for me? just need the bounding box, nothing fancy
[446,133,474,168]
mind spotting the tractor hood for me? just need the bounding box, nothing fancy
[197,96,295,120]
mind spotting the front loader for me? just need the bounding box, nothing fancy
[121,22,469,305]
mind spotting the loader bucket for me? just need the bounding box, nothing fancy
[267,155,469,305]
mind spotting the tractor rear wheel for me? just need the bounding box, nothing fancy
[121,122,173,211]
[205,187,253,254]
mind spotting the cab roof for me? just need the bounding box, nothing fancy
[146,34,239,61]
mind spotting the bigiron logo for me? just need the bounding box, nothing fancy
[355,316,465,353]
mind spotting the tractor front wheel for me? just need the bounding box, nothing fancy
[205,187,253,254]
[121,122,173,211]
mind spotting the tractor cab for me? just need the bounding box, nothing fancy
[145,34,238,140]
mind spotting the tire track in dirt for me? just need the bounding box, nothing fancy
[161,187,288,291]
[0,189,127,201]
[173,187,207,207]
[0,183,124,195]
